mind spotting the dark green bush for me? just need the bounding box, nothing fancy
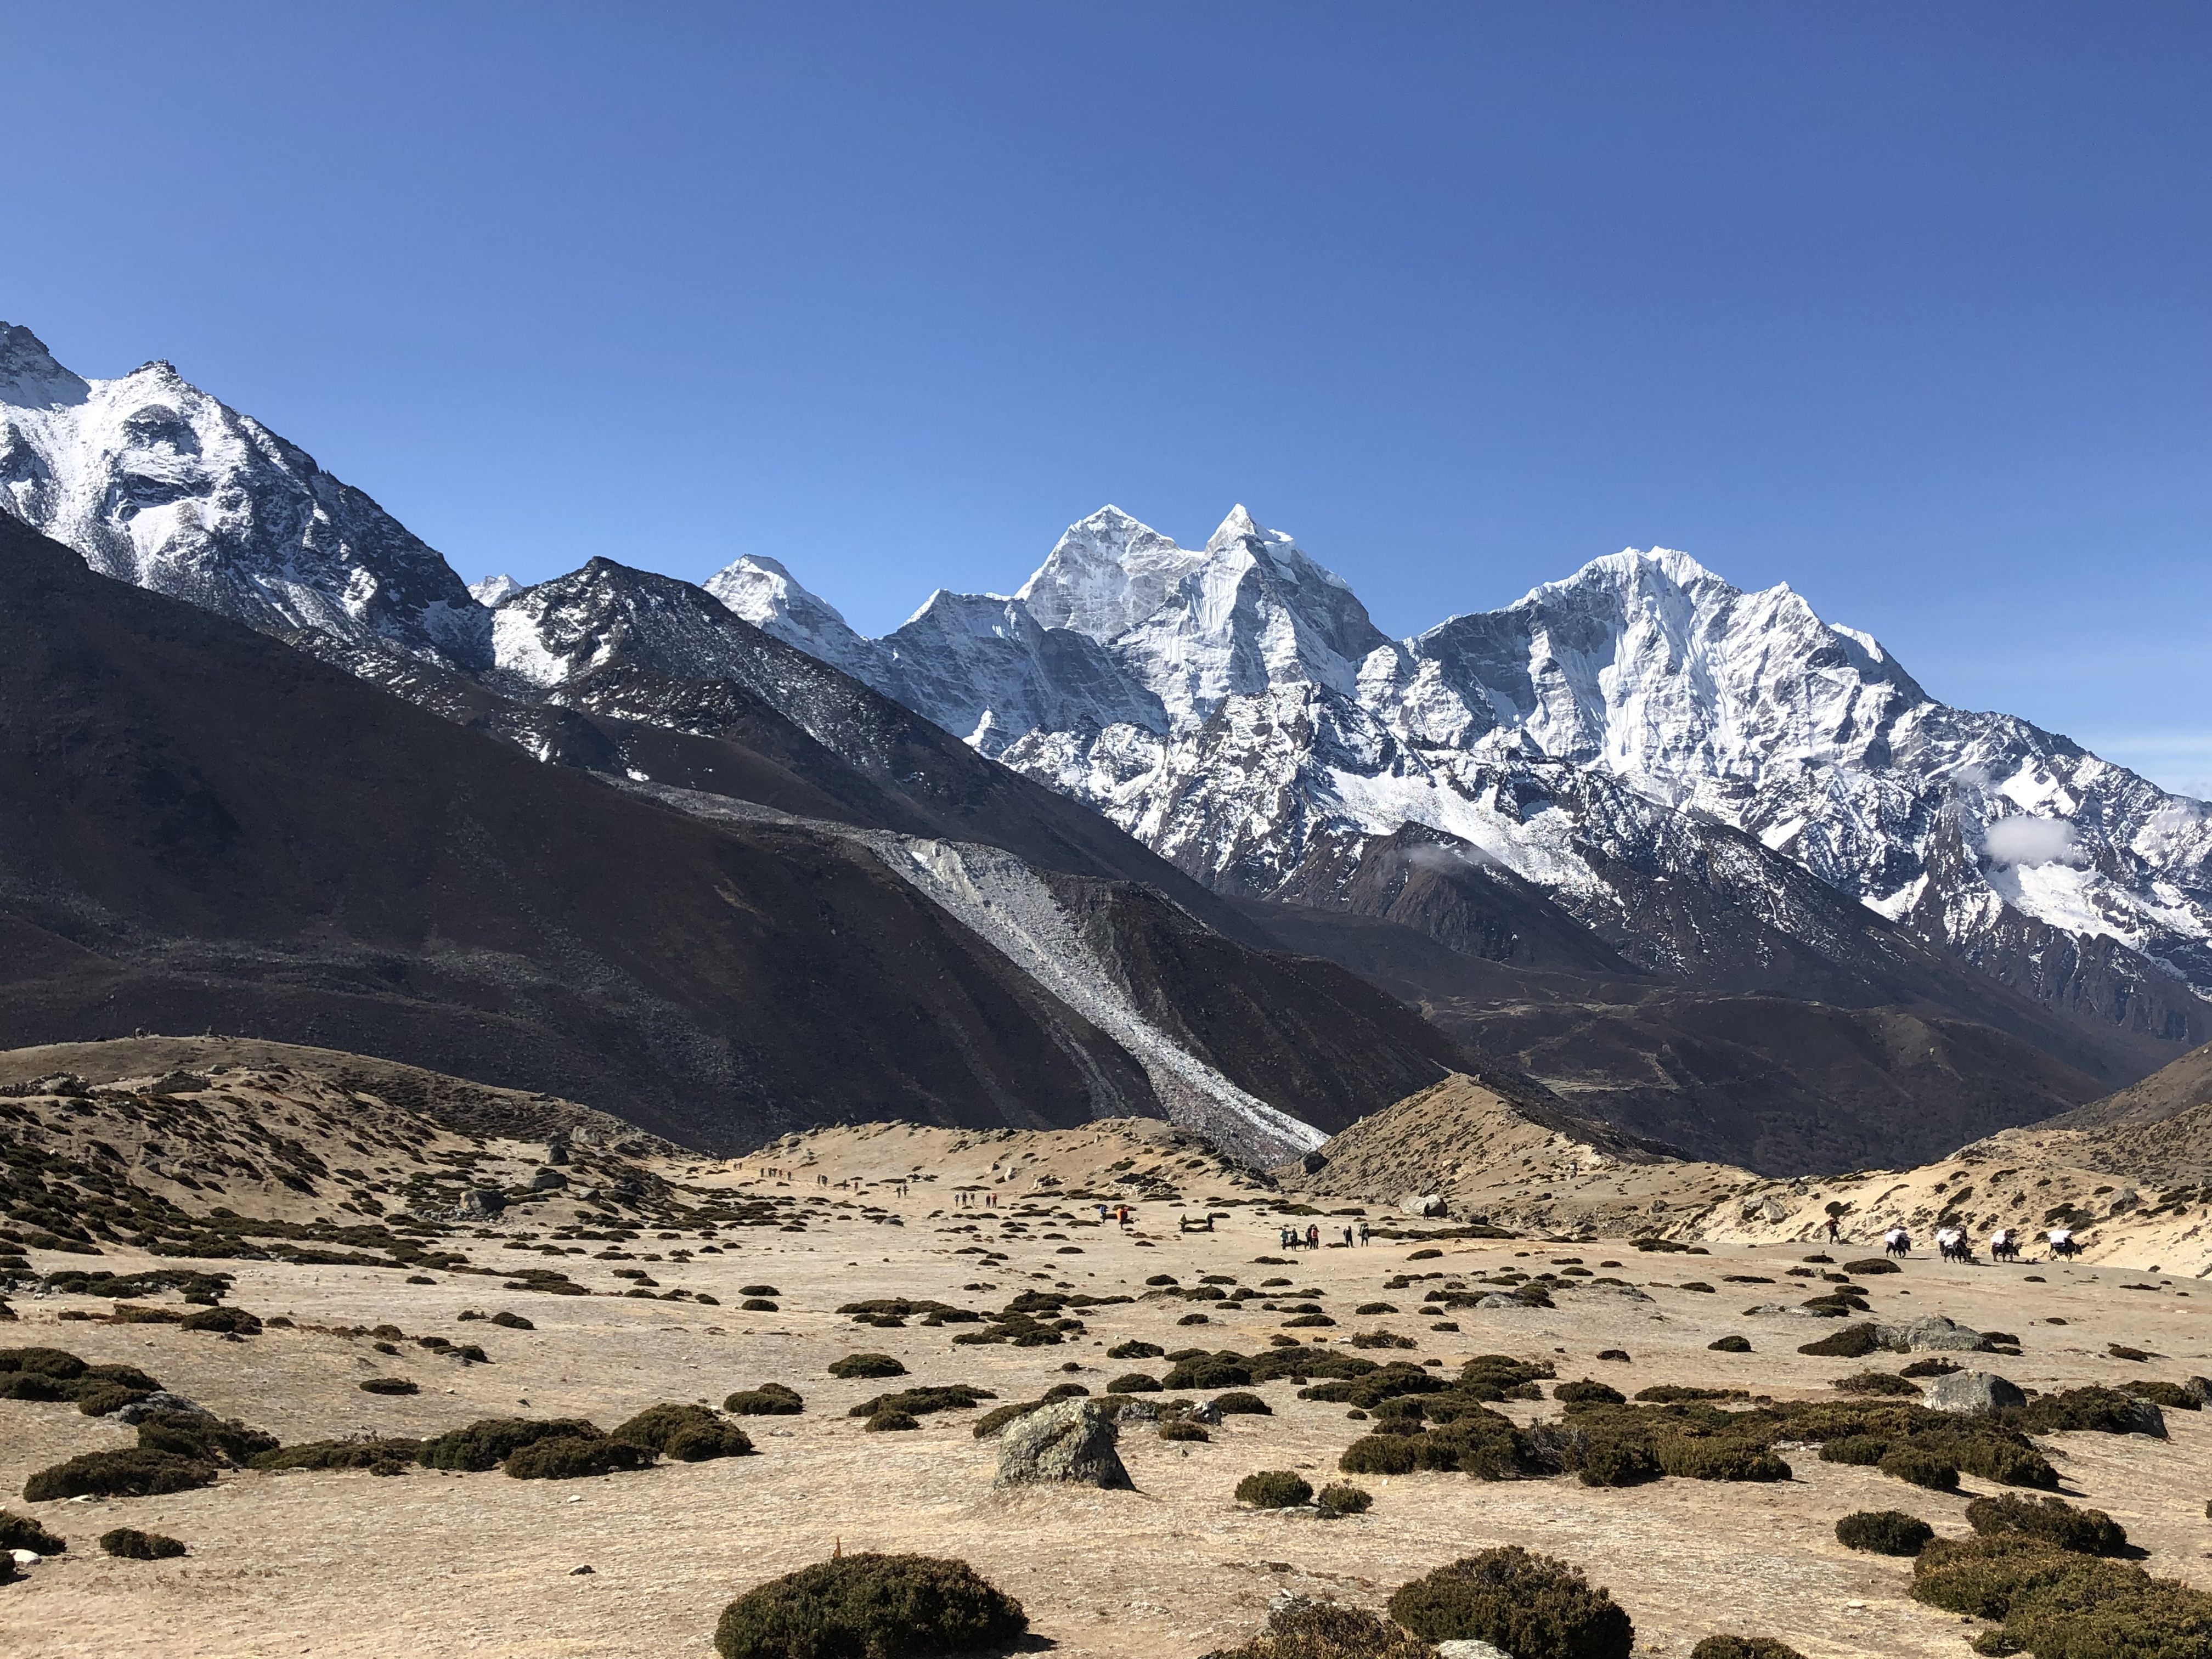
[1339,1434,1419,1475]
[1833,1371,1920,1397]
[24,1448,216,1502]
[866,1410,921,1432]
[614,1404,753,1462]
[1842,1259,1901,1276]
[740,1285,781,1297]
[2006,1386,2158,1436]
[1911,1534,2100,1619]
[1819,1435,1889,1466]
[847,1385,995,1420]
[74,1383,146,1416]
[1106,1372,1162,1393]
[1707,1335,1753,1353]
[1835,1510,1934,1555]
[1214,1391,1272,1416]
[1108,1340,1164,1359]
[179,1306,262,1335]
[1689,1640,1805,1659]
[250,1437,420,1473]
[489,1310,534,1329]
[505,1434,654,1479]
[741,1299,779,1312]
[0,1370,66,1400]
[1516,1417,1661,1488]
[1910,1426,2056,1489]
[100,1527,186,1560]
[1389,1545,1635,1659]
[1357,1303,1398,1316]
[1880,1447,1959,1491]
[1159,1419,1209,1441]
[1235,1470,1313,1509]
[714,1552,1027,1659]
[417,1417,601,1472]
[1555,1379,1627,1407]
[1797,1324,1882,1358]
[724,1383,805,1415]
[1634,1386,1744,1404]
[970,1400,1045,1438]
[134,1412,276,1466]
[2128,1380,2203,1410]
[1901,1357,1961,1378]
[1966,1493,2128,1556]
[829,1352,907,1379]
[80,1363,160,1392]
[359,1377,419,1396]
[1317,1482,1372,1516]
[1653,1438,1790,1482]
[0,1510,65,1554]
[0,1346,87,1378]
[1203,1598,1433,1659]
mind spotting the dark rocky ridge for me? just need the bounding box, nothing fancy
[0,514,1466,1152]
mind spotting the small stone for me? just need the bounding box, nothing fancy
[568,1565,594,1575]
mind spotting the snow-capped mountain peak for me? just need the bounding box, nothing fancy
[1015,504,1206,641]
[703,551,883,683]
[0,325,488,669]
[470,573,528,607]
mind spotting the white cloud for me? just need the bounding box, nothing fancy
[1983,815,2084,867]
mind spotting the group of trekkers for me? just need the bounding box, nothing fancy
[1277,1220,1370,1250]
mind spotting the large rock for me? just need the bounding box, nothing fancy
[461,1188,508,1218]
[1887,1314,1985,1352]
[1402,1194,1447,1218]
[2119,1397,2168,1439]
[1923,1370,2027,1415]
[994,1398,1131,1491]
[1436,1643,1514,1659]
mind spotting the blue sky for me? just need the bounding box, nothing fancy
[7,3,2207,793]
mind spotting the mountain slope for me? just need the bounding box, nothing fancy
[0,512,1469,1156]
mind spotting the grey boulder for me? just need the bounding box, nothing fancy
[1436,1643,1515,1659]
[994,1397,1132,1491]
[1923,1370,2027,1415]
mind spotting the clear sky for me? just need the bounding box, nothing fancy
[7,3,2207,794]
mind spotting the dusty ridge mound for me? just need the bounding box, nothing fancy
[0,1037,651,1149]
[1277,1075,1750,1235]
[2051,1039,2212,1133]
[0,1049,684,1260]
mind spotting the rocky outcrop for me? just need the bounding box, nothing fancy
[993,1398,1131,1491]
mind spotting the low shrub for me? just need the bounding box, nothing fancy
[1388,1545,1635,1659]
[828,1352,907,1379]
[739,1285,781,1297]
[100,1527,186,1560]
[614,1404,753,1462]
[847,1385,995,1420]
[134,1412,275,1467]
[74,1383,146,1417]
[1634,1386,1745,1403]
[418,1417,601,1472]
[724,1383,805,1416]
[1819,1435,1889,1466]
[1357,1302,1398,1316]
[866,1410,920,1432]
[0,1510,65,1555]
[1689,1640,1806,1659]
[1835,1510,1934,1556]
[1900,1357,1962,1378]
[1107,1373,1162,1393]
[179,1306,262,1336]
[0,1346,88,1378]
[1205,1599,1432,1659]
[1653,1438,1790,1482]
[2006,1386,2158,1436]
[1594,1349,1632,1362]
[505,1435,655,1479]
[1317,1482,1372,1516]
[1833,1372,1920,1397]
[2128,1380,2203,1410]
[1879,1447,1958,1491]
[359,1378,419,1396]
[1214,1391,1272,1416]
[1966,1493,2128,1556]
[1160,1419,1209,1442]
[1842,1259,1901,1276]
[488,1311,534,1330]
[1797,1324,1882,1358]
[1108,1340,1164,1360]
[24,1448,216,1502]
[714,1552,1026,1659]
[0,1370,67,1401]
[250,1437,420,1473]
[1555,1380,1626,1406]
[1236,1470,1313,1509]
[1908,1425,2057,1491]
[740,1299,778,1312]
[1339,1434,1418,1475]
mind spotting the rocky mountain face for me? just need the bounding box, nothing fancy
[716,505,2211,1064]
[6,322,2204,1171]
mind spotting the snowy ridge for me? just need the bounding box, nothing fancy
[0,323,485,667]
[709,505,2212,1029]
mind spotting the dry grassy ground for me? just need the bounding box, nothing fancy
[5,1120,2209,1659]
